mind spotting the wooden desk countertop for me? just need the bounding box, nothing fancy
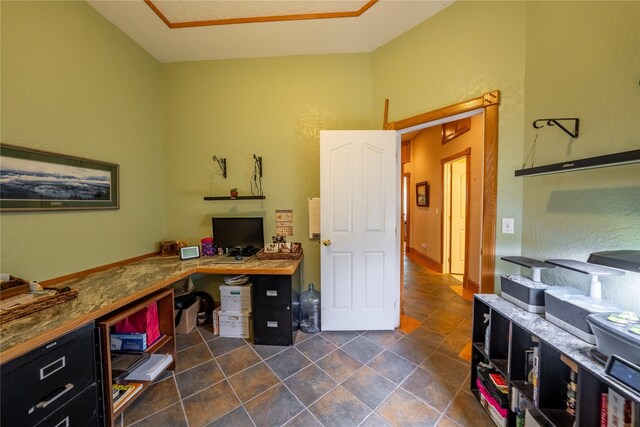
[0,255,302,364]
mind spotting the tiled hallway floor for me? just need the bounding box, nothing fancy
[119,257,493,427]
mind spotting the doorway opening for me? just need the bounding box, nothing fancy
[402,172,410,254]
[442,151,470,284]
[386,90,499,302]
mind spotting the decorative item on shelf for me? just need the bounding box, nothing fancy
[256,242,303,260]
[212,155,227,178]
[160,240,179,256]
[230,188,238,198]
[201,237,216,256]
[0,275,30,300]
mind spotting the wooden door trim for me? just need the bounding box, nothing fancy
[388,91,499,293]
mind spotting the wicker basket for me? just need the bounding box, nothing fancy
[255,248,303,260]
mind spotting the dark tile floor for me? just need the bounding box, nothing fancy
[118,257,493,427]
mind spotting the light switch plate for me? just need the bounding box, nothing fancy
[502,218,515,234]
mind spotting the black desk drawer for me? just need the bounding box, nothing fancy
[1,328,96,426]
[35,384,99,427]
[253,276,291,306]
[253,305,292,346]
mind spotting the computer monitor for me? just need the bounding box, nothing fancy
[212,217,264,255]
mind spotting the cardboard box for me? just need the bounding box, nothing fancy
[111,333,148,351]
[174,298,200,335]
[220,284,252,311]
[219,311,252,338]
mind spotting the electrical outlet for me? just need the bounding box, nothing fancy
[502,218,515,234]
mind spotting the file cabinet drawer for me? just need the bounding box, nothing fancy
[253,305,292,346]
[252,276,291,306]
[35,384,99,427]
[1,324,97,427]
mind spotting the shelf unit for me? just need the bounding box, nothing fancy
[471,294,640,427]
[97,288,176,426]
[203,195,266,201]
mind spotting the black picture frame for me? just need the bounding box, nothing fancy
[0,144,119,211]
[416,181,429,207]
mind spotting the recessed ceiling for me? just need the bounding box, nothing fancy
[87,0,454,63]
[145,0,378,28]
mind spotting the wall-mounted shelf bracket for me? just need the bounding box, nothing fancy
[253,154,263,178]
[532,118,580,138]
[212,156,227,178]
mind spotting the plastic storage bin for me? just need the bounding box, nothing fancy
[220,284,252,311]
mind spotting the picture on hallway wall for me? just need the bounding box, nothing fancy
[416,181,429,207]
[0,144,119,211]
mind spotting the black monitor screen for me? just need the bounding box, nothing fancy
[212,217,264,252]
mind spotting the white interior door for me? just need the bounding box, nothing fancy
[320,130,399,330]
[450,157,467,275]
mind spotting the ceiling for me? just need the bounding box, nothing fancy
[87,0,453,63]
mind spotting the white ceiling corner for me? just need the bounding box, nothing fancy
[86,0,454,63]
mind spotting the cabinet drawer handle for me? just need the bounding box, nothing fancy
[267,321,278,328]
[266,290,278,297]
[40,356,66,380]
[35,383,74,409]
[54,416,70,427]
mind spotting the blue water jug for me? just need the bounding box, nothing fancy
[300,283,320,333]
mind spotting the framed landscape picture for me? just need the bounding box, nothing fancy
[0,144,119,211]
[416,181,429,207]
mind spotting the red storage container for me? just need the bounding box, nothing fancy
[113,302,161,345]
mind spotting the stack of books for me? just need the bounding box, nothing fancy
[124,353,173,382]
[112,383,143,412]
[602,388,637,427]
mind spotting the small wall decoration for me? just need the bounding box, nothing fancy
[0,144,119,212]
[416,181,429,207]
[275,209,294,236]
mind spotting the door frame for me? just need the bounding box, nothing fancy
[441,148,471,285]
[385,90,499,294]
[402,171,411,253]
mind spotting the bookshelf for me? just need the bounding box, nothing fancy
[97,288,176,426]
[471,294,640,427]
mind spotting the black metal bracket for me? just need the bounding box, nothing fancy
[532,118,580,138]
[212,156,227,178]
[253,154,263,178]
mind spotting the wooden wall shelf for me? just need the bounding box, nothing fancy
[203,196,266,201]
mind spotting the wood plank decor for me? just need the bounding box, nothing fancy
[0,289,78,323]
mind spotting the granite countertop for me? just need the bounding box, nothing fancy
[0,255,302,363]
[475,293,605,378]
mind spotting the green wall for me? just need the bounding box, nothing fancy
[162,54,374,290]
[0,1,165,281]
[371,0,639,310]
[371,0,528,286]
[522,1,640,310]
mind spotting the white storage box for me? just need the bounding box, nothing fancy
[219,311,252,338]
[220,284,252,311]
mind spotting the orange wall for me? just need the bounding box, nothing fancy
[403,114,484,286]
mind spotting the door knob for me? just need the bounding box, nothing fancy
[323,239,332,246]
